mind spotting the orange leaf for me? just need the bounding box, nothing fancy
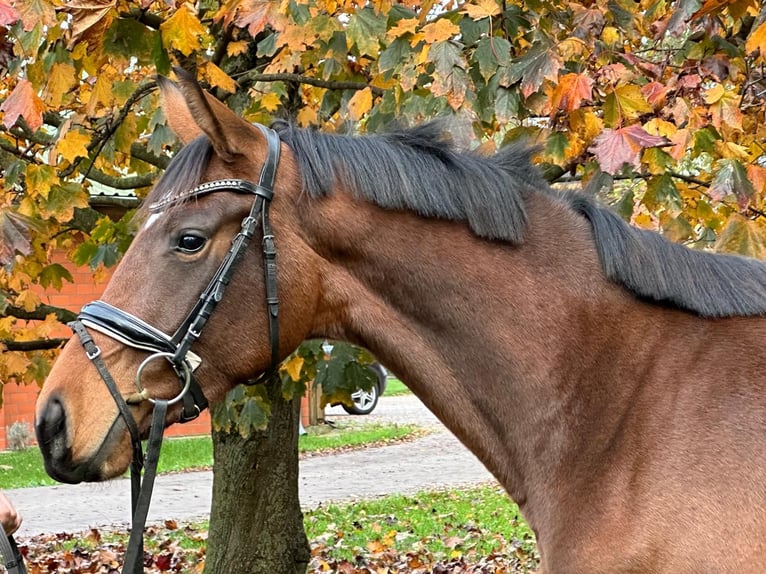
[1,80,44,131]
[746,20,766,55]
[14,0,56,31]
[549,73,593,114]
[386,17,418,39]
[200,61,238,94]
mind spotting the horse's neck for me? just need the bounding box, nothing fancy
[302,189,663,522]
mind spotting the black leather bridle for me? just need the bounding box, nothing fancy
[68,124,282,574]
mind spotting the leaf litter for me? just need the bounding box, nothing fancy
[13,487,538,573]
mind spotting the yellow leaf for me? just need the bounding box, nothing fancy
[346,87,373,121]
[15,289,41,312]
[716,141,751,161]
[56,128,91,163]
[160,6,209,56]
[421,19,459,43]
[282,355,304,381]
[44,62,76,107]
[632,212,653,228]
[227,40,249,57]
[557,37,589,60]
[25,164,55,199]
[200,61,238,94]
[569,109,603,141]
[460,0,501,19]
[602,26,620,46]
[642,118,677,138]
[296,105,317,126]
[259,92,282,112]
[704,83,725,104]
[610,84,652,122]
[386,17,418,39]
[86,65,118,116]
[745,19,766,54]
[1,352,30,378]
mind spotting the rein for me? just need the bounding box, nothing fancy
[0,531,26,574]
[69,124,282,574]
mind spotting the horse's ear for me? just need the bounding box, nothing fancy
[156,75,203,145]
[156,69,244,163]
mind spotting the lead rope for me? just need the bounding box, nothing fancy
[0,531,26,574]
[71,321,168,574]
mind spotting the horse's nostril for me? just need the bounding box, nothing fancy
[35,396,68,458]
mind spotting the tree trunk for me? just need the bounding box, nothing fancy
[204,380,310,574]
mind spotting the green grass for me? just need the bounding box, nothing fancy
[384,377,411,396]
[0,423,419,489]
[304,485,536,563]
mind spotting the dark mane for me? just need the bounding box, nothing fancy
[149,123,766,319]
[275,122,766,319]
[274,122,537,243]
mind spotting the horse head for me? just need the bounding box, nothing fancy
[35,73,320,483]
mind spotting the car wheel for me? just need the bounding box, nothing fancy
[342,384,379,415]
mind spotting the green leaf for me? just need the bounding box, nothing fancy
[236,394,270,436]
[459,15,488,46]
[614,188,635,221]
[347,7,385,57]
[692,126,720,156]
[714,214,766,258]
[38,263,73,290]
[506,38,561,98]
[256,33,277,58]
[475,37,510,81]
[644,173,681,214]
[103,18,158,65]
[379,37,410,73]
[709,159,755,205]
[545,131,569,163]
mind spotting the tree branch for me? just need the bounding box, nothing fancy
[84,169,157,190]
[240,71,384,96]
[130,143,170,170]
[2,338,68,352]
[5,303,77,324]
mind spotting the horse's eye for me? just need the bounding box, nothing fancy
[176,234,206,254]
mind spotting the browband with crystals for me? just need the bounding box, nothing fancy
[148,179,273,212]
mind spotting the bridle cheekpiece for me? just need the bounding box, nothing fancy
[68,124,282,574]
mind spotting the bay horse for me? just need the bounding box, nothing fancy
[35,73,766,573]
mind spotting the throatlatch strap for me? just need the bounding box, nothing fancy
[0,531,27,574]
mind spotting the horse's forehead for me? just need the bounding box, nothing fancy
[143,212,164,230]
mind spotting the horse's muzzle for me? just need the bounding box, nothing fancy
[34,395,113,484]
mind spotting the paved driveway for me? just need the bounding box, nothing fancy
[9,394,494,535]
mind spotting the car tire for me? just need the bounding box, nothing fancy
[342,384,379,415]
[341,364,386,415]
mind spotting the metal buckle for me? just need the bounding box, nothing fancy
[86,345,102,360]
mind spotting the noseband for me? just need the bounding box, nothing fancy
[69,124,282,574]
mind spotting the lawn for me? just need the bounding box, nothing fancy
[0,423,420,489]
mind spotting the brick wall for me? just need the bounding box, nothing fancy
[0,252,211,450]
